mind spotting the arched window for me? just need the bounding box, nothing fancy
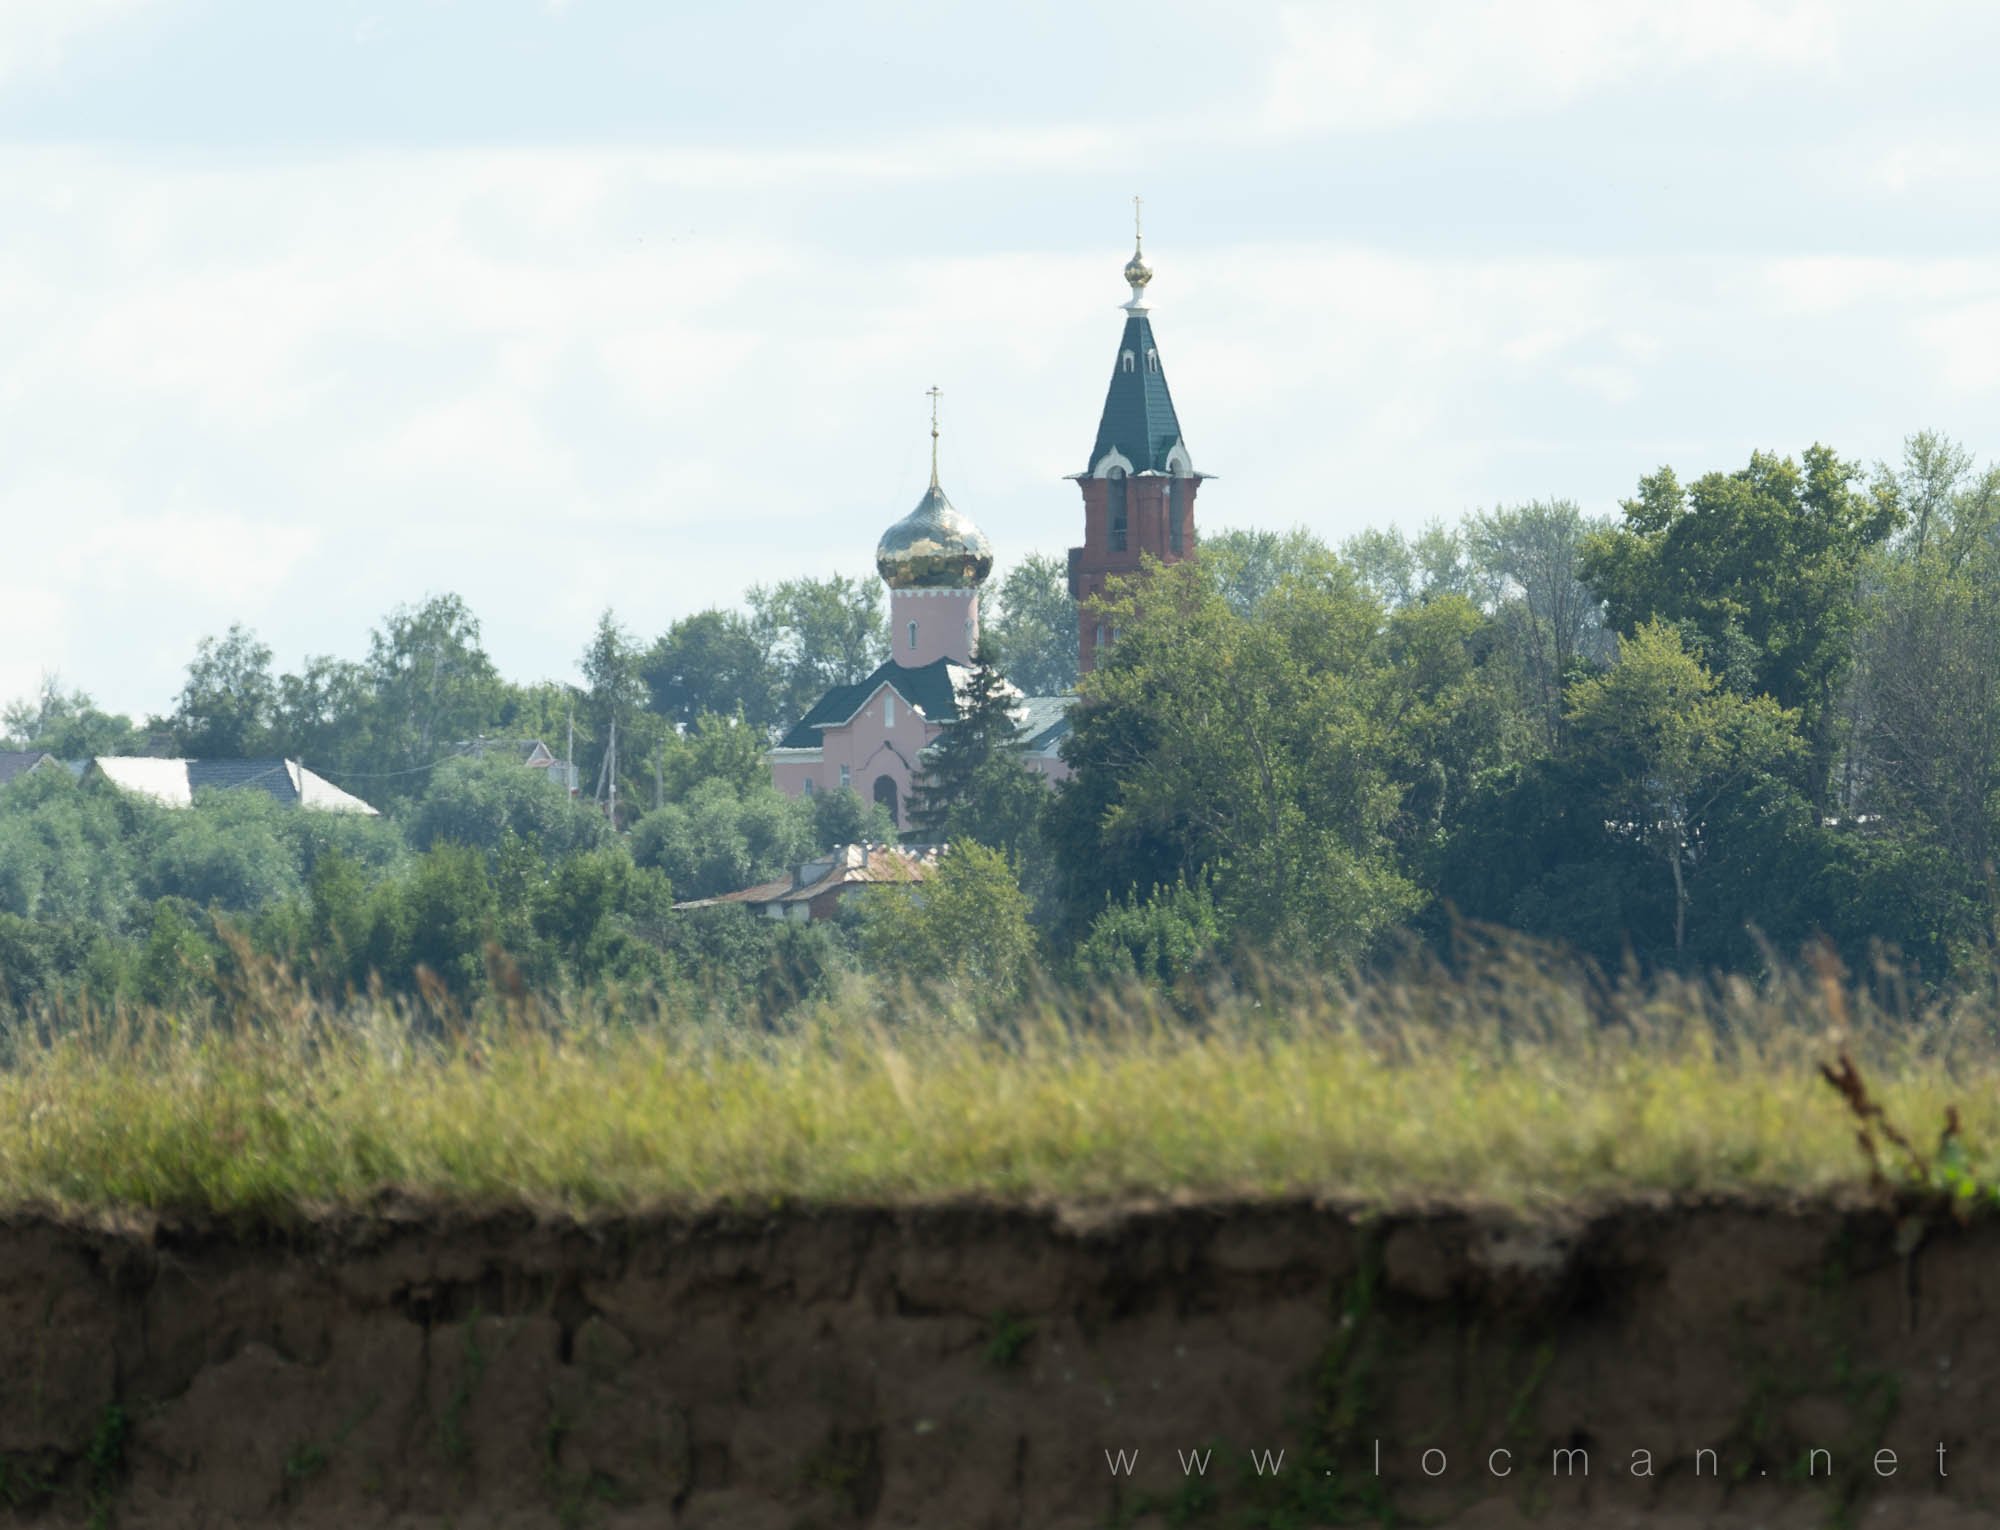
[907,619,918,650]
[1147,348,1159,372]
[1121,350,1135,373]
[873,774,899,827]
[1107,467,1128,552]
[1169,477,1186,556]
[1094,622,1106,649]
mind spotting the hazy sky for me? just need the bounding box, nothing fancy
[5,0,2000,719]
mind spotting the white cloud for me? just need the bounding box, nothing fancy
[1263,0,1844,134]
[0,0,155,91]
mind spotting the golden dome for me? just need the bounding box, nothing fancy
[875,482,993,590]
[1123,242,1153,291]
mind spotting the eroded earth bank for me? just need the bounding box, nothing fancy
[4,1196,2000,1528]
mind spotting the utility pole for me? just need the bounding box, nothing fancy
[607,715,618,827]
[566,694,575,797]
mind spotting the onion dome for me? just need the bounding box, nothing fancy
[876,481,992,589]
[1123,242,1153,296]
[876,389,993,590]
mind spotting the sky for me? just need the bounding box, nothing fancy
[4,0,2000,720]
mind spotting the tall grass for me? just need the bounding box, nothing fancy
[2,933,1996,1221]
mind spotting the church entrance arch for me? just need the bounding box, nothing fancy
[873,774,899,827]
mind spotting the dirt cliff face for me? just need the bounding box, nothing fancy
[0,1195,1995,1528]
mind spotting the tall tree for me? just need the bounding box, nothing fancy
[1046,557,1418,966]
[1198,526,1339,618]
[577,608,653,819]
[1580,445,1900,810]
[364,594,504,777]
[2,676,146,757]
[642,608,780,733]
[905,637,1022,842]
[749,574,888,724]
[986,552,1077,696]
[171,623,277,757]
[1466,498,1611,749]
[1563,619,1803,956]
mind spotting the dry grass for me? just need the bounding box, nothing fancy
[2,937,1996,1221]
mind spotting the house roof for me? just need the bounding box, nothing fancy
[1087,313,1190,475]
[777,657,969,750]
[85,758,379,814]
[1014,696,1073,755]
[0,751,58,787]
[674,842,945,911]
[453,738,558,765]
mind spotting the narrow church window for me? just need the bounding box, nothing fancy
[884,694,895,728]
[1095,622,1105,649]
[802,777,814,797]
[840,764,850,789]
[1147,349,1159,372]
[1108,467,1128,552]
[908,619,918,650]
[1121,350,1135,373]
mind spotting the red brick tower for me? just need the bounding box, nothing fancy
[1067,221,1205,675]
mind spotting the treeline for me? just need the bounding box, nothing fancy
[6,430,2000,1017]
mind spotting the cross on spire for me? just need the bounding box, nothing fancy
[1132,193,1143,251]
[927,384,942,489]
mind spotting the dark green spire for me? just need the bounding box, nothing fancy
[1086,312,1188,475]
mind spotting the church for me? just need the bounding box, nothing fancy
[767,226,1207,826]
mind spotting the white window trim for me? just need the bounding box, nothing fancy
[883,695,895,728]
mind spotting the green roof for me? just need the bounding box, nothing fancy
[1086,314,1188,474]
[777,658,965,750]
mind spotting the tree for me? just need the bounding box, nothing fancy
[987,553,1077,696]
[1844,434,2000,877]
[1563,619,1803,956]
[364,594,505,783]
[578,608,654,818]
[1046,557,1418,966]
[857,840,1036,997]
[405,753,611,864]
[749,574,888,724]
[1580,445,1900,809]
[170,623,277,757]
[2,676,147,757]
[1340,519,1482,610]
[642,608,780,733]
[628,778,815,902]
[1198,526,1339,618]
[905,636,1021,841]
[1465,498,1612,749]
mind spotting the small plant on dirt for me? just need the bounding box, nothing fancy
[284,1442,328,1485]
[982,1310,1036,1370]
[1819,1049,1998,1214]
[83,1401,129,1529]
[0,1455,54,1510]
[437,1308,491,1469]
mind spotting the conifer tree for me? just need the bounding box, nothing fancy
[905,636,1021,842]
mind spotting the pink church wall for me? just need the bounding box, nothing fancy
[889,588,978,668]
[772,680,947,829]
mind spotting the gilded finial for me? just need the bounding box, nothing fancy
[1122,198,1154,308]
[926,384,942,490]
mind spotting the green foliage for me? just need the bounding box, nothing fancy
[750,573,888,724]
[1,678,146,757]
[809,785,896,851]
[1050,556,1420,967]
[987,552,1078,696]
[642,608,780,732]
[1074,877,1221,990]
[170,623,277,758]
[859,841,1036,997]
[905,636,1021,841]
[981,1310,1035,1370]
[630,777,815,902]
[405,754,610,863]
[1581,444,1901,806]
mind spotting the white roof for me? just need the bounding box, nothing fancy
[91,756,193,807]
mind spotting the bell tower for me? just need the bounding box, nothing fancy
[1067,203,1205,675]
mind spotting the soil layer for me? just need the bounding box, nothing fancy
[2,1195,1998,1527]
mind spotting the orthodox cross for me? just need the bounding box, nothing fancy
[927,385,942,487]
